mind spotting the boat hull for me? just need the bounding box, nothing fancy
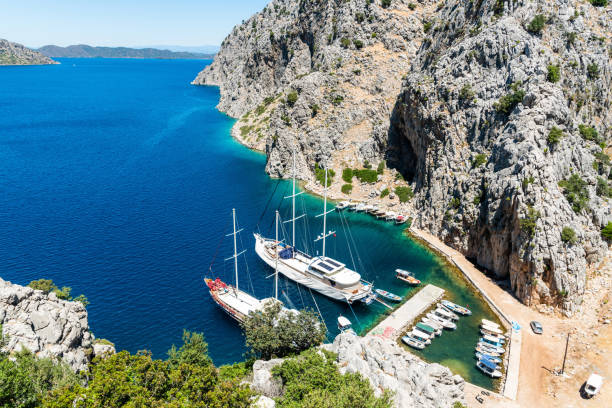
[254,234,371,303]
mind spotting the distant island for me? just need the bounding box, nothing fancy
[37,44,215,60]
[0,39,57,65]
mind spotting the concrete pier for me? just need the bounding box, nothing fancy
[367,284,445,339]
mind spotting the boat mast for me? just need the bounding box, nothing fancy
[292,149,296,250]
[322,168,328,258]
[233,208,238,290]
[275,210,279,301]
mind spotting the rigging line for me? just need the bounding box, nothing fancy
[343,211,366,273]
[295,281,306,309]
[255,177,282,233]
[307,287,326,333]
[207,218,231,278]
[236,215,255,295]
[300,197,312,255]
[348,302,362,330]
[267,182,291,237]
[339,212,358,273]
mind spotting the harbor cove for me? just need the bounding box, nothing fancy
[0,58,507,389]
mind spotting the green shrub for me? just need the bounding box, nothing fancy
[363,159,372,169]
[590,0,608,7]
[341,183,353,194]
[281,114,291,126]
[377,161,385,174]
[331,94,344,105]
[494,83,525,114]
[28,279,57,294]
[587,63,600,79]
[472,154,488,168]
[286,90,298,107]
[602,222,612,240]
[459,84,474,101]
[578,125,599,142]
[27,279,88,306]
[547,127,564,144]
[314,163,335,187]
[527,15,546,34]
[340,38,351,48]
[395,186,414,202]
[381,0,392,8]
[522,176,535,190]
[353,39,364,49]
[353,169,378,183]
[559,173,590,213]
[561,227,577,244]
[547,64,560,83]
[493,0,505,16]
[342,168,353,183]
[597,177,611,197]
[273,349,392,408]
[380,188,390,198]
[566,31,577,45]
[423,21,432,33]
[242,302,326,360]
[310,104,320,117]
[408,3,417,10]
[520,206,541,237]
[449,197,460,209]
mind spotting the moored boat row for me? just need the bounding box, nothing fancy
[335,200,408,224]
[474,318,508,378]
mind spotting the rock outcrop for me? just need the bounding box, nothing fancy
[0,278,113,371]
[0,39,57,65]
[193,0,611,314]
[250,332,465,408]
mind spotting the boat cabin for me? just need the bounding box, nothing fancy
[308,257,361,288]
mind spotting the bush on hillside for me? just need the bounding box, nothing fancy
[494,83,525,115]
[558,173,590,213]
[395,186,414,203]
[602,222,612,240]
[547,64,560,83]
[315,164,335,187]
[547,127,564,145]
[520,206,541,237]
[341,184,353,194]
[286,91,298,107]
[27,279,89,307]
[342,168,353,183]
[527,15,546,34]
[353,169,378,183]
[561,227,577,245]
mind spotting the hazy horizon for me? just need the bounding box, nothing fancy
[1,0,269,49]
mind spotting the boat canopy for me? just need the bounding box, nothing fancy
[338,316,352,329]
[279,247,295,259]
[416,323,435,334]
[480,358,498,371]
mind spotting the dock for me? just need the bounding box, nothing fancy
[367,284,445,339]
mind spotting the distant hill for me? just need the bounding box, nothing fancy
[37,45,214,59]
[0,39,57,65]
[135,45,220,54]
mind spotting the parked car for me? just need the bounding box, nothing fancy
[584,374,603,398]
[530,321,543,334]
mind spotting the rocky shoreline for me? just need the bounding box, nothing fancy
[193,0,611,315]
[0,39,57,65]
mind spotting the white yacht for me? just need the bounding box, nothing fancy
[254,153,373,303]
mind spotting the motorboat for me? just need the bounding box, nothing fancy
[416,322,441,337]
[338,316,356,335]
[395,269,421,286]
[481,319,500,328]
[480,335,505,346]
[395,215,408,225]
[477,341,505,354]
[410,330,432,345]
[480,325,505,337]
[402,335,426,350]
[421,317,444,330]
[440,300,472,316]
[360,292,378,305]
[335,201,350,211]
[475,344,501,357]
[434,307,459,322]
[475,352,502,364]
[481,333,506,344]
[476,359,502,378]
[426,312,457,329]
[375,288,402,302]
[478,356,501,370]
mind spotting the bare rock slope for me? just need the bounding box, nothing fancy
[0,278,113,371]
[193,0,611,314]
[0,39,57,65]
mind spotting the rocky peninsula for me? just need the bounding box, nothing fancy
[193,0,612,315]
[0,39,57,65]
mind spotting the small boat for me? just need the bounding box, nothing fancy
[426,312,457,329]
[475,352,502,364]
[481,333,506,344]
[361,292,378,305]
[477,341,505,354]
[481,319,500,328]
[373,209,387,218]
[395,269,421,286]
[478,356,501,370]
[402,335,426,350]
[480,325,505,336]
[368,205,380,214]
[480,336,505,347]
[441,300,472,316]
[355,203,366,212]
[421,317,444,330]
[416,322,441,337]
[375,288,402,302]
[395,215,408,225]
[347,202,358,210]
[476,359,502,378]
[385,211,397,221]
[410,330,432,345]
[337,316,356,335]
[475,344,501,357]
[363,204,374,213]
[335,201,350,211]
[434,307,459,322]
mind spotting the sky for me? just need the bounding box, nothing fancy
[0,0,270,48]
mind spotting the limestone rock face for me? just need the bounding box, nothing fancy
[193,0,611,314]
[0,39,57,65]
[0,278,111,371]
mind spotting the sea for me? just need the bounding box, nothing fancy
[0,58,498,389]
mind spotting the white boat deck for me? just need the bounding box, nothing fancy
[367,284,445,339]
[216,288,264,317]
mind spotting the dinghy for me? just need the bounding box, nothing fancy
[434,307,459,322]
[477,341,505,354]
[475,344,501,357]
[375,288,402,302]
[481,333,506,344]
[410,330,432,345]
[441,300,472,316]
[395,269,421,286]
[480,325,505,336]
[478,357,501,371]
[402,335,426,350]
[481,319,500,328]
[421,317,444,331]
[475,352,502,364]
[416,322,441,337]
[361,292,378,305]
[337,316,356,335]
[426,312,457,329]
[476,359,502,378]
[335,201,350,211]
[395,215,408,225]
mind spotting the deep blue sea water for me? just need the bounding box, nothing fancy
[0,58,497,388]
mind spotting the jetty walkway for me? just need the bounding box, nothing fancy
[409,227,521,401]
[367,284,445,339]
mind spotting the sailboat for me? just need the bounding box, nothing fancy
[254,153,373,303]
[206,209,286,323]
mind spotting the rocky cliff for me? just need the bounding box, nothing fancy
[194,0,611,314]
[0,39,57,65]
[0,278,113,371]
[250,332,465,408]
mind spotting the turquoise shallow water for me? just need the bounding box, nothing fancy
[0,58,498,389]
